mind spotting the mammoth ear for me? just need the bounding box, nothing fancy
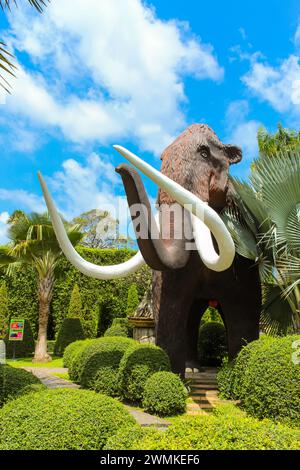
[225,144,242,164]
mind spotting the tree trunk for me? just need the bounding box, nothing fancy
[33,271,54,363]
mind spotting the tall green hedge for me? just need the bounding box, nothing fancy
[0,247,150,340]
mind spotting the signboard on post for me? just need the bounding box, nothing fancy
[9,320,25,342]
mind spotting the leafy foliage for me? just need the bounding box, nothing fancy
[68,283,83,319]
[78,336,135,395]
[104,318,131,337]
[198,321,227,366]
[54,318,85,356]
[118,343,171,403]
[126,283,140,316]
[105,404,300,450]
[217,335,300,427]
[258,124,300,157]
[142,371,187,416]
[0,388,136,450]
[0,282,9,338]
[0,364,41,406]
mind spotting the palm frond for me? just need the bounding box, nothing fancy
[0,0,48,12]
[261,283,294,335]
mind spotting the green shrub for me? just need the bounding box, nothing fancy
[68,283,83,319]
[0,365,41,406]
[198,321,227,366]
[54,318,85,356]
[5,320,35,358]
[217,335,300,426]
[104,425,160,451]
[106,405,300,450]
[79,337,136,395]
[126,283,140,316]
[142,371,187,416]
[67,339,97,382]
[47,340,55,354]
[0,388,136,450]
[200,307,222,325]
[63,339,86,368]
[104,318,132,338]
[217,358,235,400]
[0,282,9,339]
[118,343,171,403]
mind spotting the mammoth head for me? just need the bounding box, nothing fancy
[158,124,242,211]
[38,124,241,281]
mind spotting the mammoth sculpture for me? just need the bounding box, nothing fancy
[39,124,261,376]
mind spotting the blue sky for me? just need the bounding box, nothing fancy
[0,0,300,242]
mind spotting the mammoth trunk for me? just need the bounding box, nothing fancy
[33,271,55,363]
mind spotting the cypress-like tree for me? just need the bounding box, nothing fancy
[0,282,9,339]
[68,283,83,319]
[126,283,139,317]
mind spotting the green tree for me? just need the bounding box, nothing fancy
[68,283,83,319]
[224,150,300,334]
[72,209,133,249]
[126,283,139,317]
[257,124,300,157]
[0,1,48,92]
[0,282,9,338]
[0,211,82,362]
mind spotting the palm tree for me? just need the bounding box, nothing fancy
[0,1,48,92]
[0,211,83,362]
[224,151,300,335]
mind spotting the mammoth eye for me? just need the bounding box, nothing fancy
[198,146,210,159]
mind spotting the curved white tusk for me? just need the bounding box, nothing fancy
[38,172,146,280]
[113,145,235,272]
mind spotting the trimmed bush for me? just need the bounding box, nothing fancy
[198,321,227,366]
[216,358,235,400]
[118,343,171,403]
[126,283,139,316]
[217,335,300,426]
[106,404,300,450]
[0,365,41,406]
[142,371,187,416]
[63,339,86,368]
[79,337,136,395]
[0,388,136,450]
[0,282,9,339]
[54,318,85,356]
[5,320,35,358]
[68,283,83,318]
[104,318,129,338]
[67,339,97,382]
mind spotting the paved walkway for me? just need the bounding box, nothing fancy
[22,367,170,429]
[185,367,221,415]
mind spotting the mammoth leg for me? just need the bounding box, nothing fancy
[220,281,261,360]
[153,270,194,377]
[186,298,208,368]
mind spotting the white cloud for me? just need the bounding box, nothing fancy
[243,55,300,114]
[295,22,300,48]
[3,0,224,155]
[225,100,260,161]
[0,189,45,213]
[0,212,9,245]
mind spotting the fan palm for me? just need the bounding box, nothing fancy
[0,211,83,362]
[223,151,300,335]
[0,0,48,92]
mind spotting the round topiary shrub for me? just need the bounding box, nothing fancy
[0,365,41,407]
[0,388,136,450]
[54,318,85,356]
[5,320,35,358]
[142,371,187,416]
[79,337,136,395]
[63,339,86,369]
[67,339,97,383]
[118,343,171,403]
[104,325,128,338]
[233,335,300,426]
[133,409,300,450]
[198,321,227,366]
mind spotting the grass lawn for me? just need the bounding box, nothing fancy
[7,356,64,368]
[50,372,70,381]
